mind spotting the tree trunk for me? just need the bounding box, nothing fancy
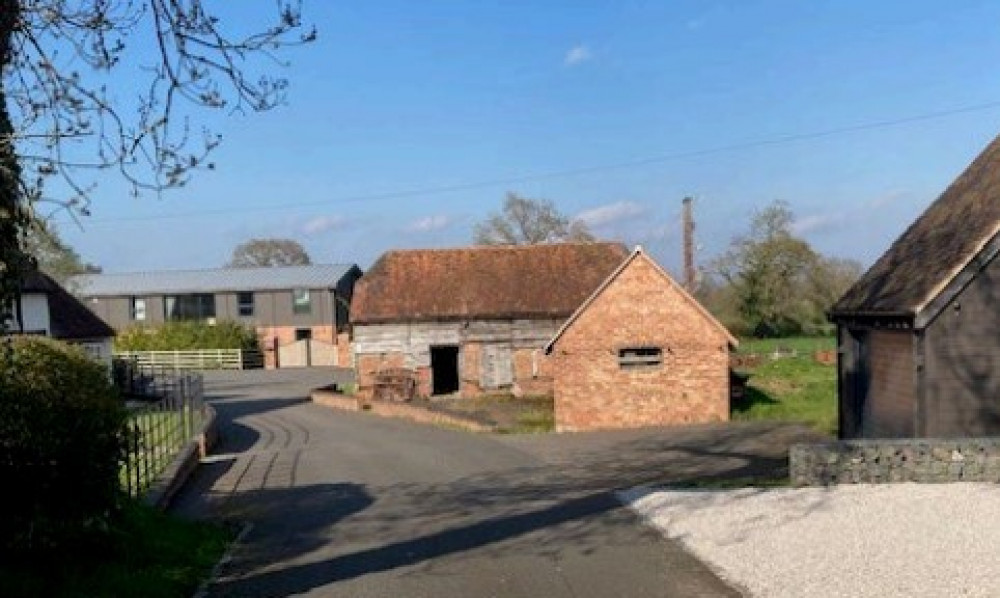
[0,1,30,333]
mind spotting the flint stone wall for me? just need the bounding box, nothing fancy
[790,438,1000,486]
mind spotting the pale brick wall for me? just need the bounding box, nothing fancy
[550,254,731,432]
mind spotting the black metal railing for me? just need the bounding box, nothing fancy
[115,358,206,498]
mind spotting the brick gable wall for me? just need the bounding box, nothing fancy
[551,254,730,431]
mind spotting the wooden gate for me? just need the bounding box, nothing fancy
[277,339,338,368]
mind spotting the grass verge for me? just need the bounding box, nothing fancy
[0,501,232,598]
[732,336,838,436]
[430,394,555,434]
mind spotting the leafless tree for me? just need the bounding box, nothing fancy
[473,193,595,245]
[228,237,311,267]
[0,1,315,330]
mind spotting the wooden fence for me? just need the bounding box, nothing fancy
[115,348,263,370]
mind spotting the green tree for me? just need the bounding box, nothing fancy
[713,201,822,337]
[0,2,315,330]
[473,193,595,245]
[228,238,312,268]
[24,219,100,287]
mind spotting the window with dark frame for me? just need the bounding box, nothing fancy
[130,297,147,321]
[618,346,663,369]
[237,292,254,317]
[292,288,312,314]
[164,294,216,320]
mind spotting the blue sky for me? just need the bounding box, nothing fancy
[51,1,1000,274]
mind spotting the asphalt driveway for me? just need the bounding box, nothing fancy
[171,369,823,597]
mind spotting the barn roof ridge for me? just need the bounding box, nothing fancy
[833,133,1000,319]
[351,242,629,324]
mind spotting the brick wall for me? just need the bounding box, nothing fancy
[459,342,484,396]
[512,347,553,397]
[550,253,730,432]
[356,352,406,396]
[791,438,1000,485]
[337,332,352,368]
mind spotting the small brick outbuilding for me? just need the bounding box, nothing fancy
[545,247,737,431]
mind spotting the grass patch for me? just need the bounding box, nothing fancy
[0,501,231,598]
[736,336,835,355]
[430,394,555,434]
[732,336,838,436]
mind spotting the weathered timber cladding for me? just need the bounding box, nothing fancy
[863,331,915,438]
[353,319,561,398]
[550,252,731,431]
[923,253,1000,436]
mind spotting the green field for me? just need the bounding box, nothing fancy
[0,502,231,598]
[731,336,838,436]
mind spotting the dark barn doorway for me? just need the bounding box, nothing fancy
[430,345,460,395]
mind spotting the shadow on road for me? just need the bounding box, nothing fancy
[206,423,811,597]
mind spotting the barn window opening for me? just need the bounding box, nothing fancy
[618,347,663,369]
[130,297,147,321]
[431,345,460,395]
[164,294,215,321]
[292,289,312,314]
[237,292,255,317]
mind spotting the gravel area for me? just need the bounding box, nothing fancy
[619,483,1000,598]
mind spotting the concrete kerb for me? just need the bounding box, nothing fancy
[311,388,497,433]
[144,403,219,510]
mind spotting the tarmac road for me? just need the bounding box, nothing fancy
[172,369,819,597]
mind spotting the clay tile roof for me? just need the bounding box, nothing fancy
[351,243,630,324]
[833,133,1000,318]
[21,270,115,340]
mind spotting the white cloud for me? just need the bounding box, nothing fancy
[867,189,908,209]
[405,214,452,233]
[791,213,849,236]
[794,191,908,237]
[564,44,592,66]
[576,201,647,228]
[301,215,348,235]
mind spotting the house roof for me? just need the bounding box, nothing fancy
[350,243,630,324]
[21,271,115,340]
[70,263,358,297]
[544,247,737,353]
[833,134,1000,318]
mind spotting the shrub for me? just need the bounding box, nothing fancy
[0,337,128,556]
[115,320,260,351]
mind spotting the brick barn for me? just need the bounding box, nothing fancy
[545,247,737,431]
[831,133,1000,439]
[350,243,629,398]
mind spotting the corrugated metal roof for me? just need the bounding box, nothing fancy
[71,264,358,296]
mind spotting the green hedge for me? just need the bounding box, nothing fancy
[0,337,127,556]
[115,320,260,351]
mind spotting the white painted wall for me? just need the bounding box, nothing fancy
[72,339,114,371]
[18,293,50,334]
